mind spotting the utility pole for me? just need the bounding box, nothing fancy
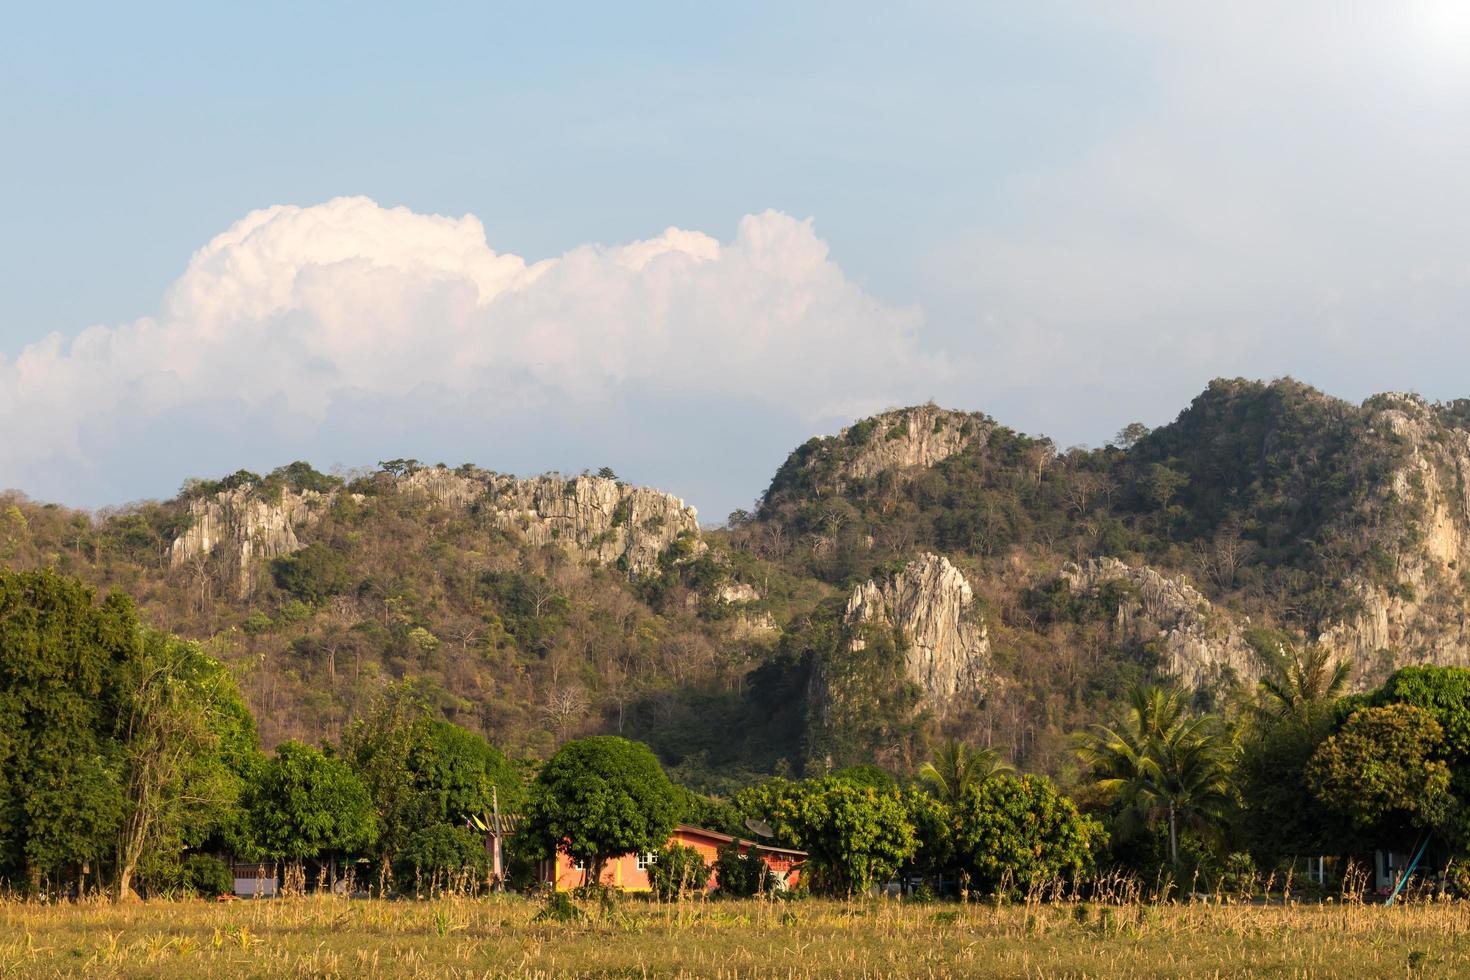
[491,785,504,893]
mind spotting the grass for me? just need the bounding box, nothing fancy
[2,893,1470,977]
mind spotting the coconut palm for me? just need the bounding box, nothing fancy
[1252,639,1351,730]
[1075,685,1232,866]
[918,739,1012,806]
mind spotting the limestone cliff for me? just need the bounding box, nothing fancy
[480,474,701,574]
[844,553,992,706]
[168,487,328,597]
[1062,558,1257,691]
[169,469,701,596]
[1314,394,1470,679]
[839,406,983,481]
[762,404,986,510]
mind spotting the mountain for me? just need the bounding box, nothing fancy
[7,377,1470,787]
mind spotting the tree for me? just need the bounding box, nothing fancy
[1144,464,1188,510]
[900,788,955,886]
[521,736,680,885]
[270,543,352,606]
[0,570,140,893]
[1074,685,1232,866]
[235,741,378,876]
[763,777,916,897]
[114,630,260,900]
[395,824,491,892]
[1369,665,1470,842]
[918,739,1011,806]
[342,687,522,863]
[1305,704,1452,841]
[950,775,1104,893]
[1115,422,1151,449]
[1249,632,1351,730]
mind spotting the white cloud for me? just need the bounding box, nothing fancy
[0,197,947,509]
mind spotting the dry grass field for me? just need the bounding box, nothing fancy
[2,893,1469,977]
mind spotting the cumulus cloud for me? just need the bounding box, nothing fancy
[0,197,947,513]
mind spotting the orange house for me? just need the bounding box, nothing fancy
[538,824,805,892]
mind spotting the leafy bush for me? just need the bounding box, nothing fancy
[647,843,710,901]
[270,543,353,605]
[393,824,490,890]
[137,853,235,898]
[714,844,775,897]
[950,774,1104,893]
[183,854,234,897]
[533,891,587,923]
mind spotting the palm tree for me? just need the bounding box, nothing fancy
[1075,685,1232,866]
[919,739,1012,806]
[1252,639,1351,730]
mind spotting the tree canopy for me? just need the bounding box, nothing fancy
[521,736,680,883]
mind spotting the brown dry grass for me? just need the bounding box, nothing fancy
[2,893,1469,977]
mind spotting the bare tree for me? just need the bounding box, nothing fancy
[1195,519,1250,591]
[542,686,590,744]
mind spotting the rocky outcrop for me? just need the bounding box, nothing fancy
[481,475,701,574]
[844,553,992,706]
[168,469,702,596]
[1061,558,1258,691]
[1314,394,1470,679]
[839,406,983,481]
[762,404,987,511]
[169,487,327,597]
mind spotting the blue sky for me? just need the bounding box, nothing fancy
[4,3,1470,518]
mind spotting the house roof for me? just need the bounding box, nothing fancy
[675,823,808,858]
[490,816,808,859]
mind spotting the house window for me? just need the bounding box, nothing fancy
[637,852,657,870]
[573,857,586,871]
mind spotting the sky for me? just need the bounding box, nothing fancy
[4,2,1470,521]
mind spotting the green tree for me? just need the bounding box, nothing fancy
[235,741,378,875]
[1305,704,1452,841]
[270,543,352,605]
[113,630,261,899]
[1144,463,1189,509]
[1249,632,1351,730]
[951,774,1104,893]
[394,824,491,892]
[0,570,140,892]
[1237,634,1353,865]
[1368,665,1470,843]
[900,788,954,885]
[343,686,522,861]
[1075,685,1232,866]
[918,739,1011,806]
[763,777,916,897]
[521,736,680,885]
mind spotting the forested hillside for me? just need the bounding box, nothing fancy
[7,377,1470,789]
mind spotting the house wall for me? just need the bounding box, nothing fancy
[541,827,803,892]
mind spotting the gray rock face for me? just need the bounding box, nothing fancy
[844,553,992,706]
[1314,394,1470,677]
[168,488,327,597]
[481,475,701,574]
[1061,558,1258,690]
[168,470,701,596]
[840,406,982,481]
